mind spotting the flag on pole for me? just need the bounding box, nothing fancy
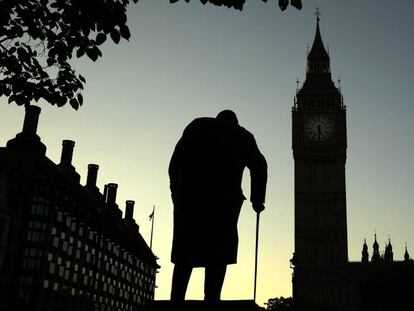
[149,206,155,220]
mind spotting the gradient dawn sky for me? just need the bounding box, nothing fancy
[1,0,413,306]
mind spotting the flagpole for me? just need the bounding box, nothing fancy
[150,205,155,250]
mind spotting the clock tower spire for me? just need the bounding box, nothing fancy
[307,9,330,73]
[292,12,348,309]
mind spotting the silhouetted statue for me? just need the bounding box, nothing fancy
[168,110,267,302]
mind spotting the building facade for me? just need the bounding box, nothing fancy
[0,106,159,311]
[291,15,414,311]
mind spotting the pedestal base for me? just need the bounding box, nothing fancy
[145,300,263,311]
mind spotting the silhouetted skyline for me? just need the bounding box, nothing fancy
[1,0,413,306]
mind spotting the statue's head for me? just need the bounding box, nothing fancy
[216,110,238,125]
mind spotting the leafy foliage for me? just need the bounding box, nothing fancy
[0,0,301,109]
[265,297,293,311]
[170,0,302,11]
[0,0,138,109]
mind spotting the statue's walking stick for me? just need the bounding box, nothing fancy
[253,211,260,303]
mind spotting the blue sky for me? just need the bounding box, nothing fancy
[1,0,413,306]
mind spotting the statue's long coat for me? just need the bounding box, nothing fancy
[169,117,267,266]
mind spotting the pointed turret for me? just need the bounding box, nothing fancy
[404,243,410,262]
[372,234,381,263]
[384,238,394,263]
[362,239,369,263]
[295,10,341,109]
[307,10,331,74]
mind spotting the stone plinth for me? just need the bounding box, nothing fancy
[145,300,264,311]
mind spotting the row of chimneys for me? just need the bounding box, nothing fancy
[22,105,136,223]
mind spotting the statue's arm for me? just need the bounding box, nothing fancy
[246,133,268,206]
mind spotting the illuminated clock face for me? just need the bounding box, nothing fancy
[305,115,333,142]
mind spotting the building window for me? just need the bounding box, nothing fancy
[66,216,71,227]
[57,210,63,222]
[63,241,68,252]
[53,236,59,248]
[59,266,64,277]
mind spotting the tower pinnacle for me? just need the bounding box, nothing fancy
[384,237,393,262]
[372,233,381,263]
[315,7,321,22]
[362,239,369,263]
[306,9,331,74]
[405,243,410,262]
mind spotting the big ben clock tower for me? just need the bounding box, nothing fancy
[292,13,348,309]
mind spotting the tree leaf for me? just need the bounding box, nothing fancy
[96,32,107,46]
[47,57,54,66]
[110,29,121,44]
[70,98,79,110]
[86,48,98,62]
[95,46,102,58]
[79,75,86,83]
[8,95,15,104]
[77,93,83,106]
[76,48,85,58]
[33,92,40,102]
[119,25,131,40]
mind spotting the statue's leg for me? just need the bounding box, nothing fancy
[170,264,193,301]
[204,264,227,302]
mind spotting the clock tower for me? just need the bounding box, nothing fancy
[292,14,348,309]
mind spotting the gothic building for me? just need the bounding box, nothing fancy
[0,106,159,311]
[291,15,414,311]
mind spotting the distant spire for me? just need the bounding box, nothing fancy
[373,233,379,249]
[308,8,329,61]
[306,8,330,74]
[384,237,393,263]
[315,7,321,22]
[405,242,410,262]
[362,238,369,263]
[372,233,381,263]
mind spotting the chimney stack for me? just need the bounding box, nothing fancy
[6,105,46,154]
[86,164,99,188]
[60,140,75,167]
[106,183,118,204]
[22,105,41,135]
[125,200,135,220]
